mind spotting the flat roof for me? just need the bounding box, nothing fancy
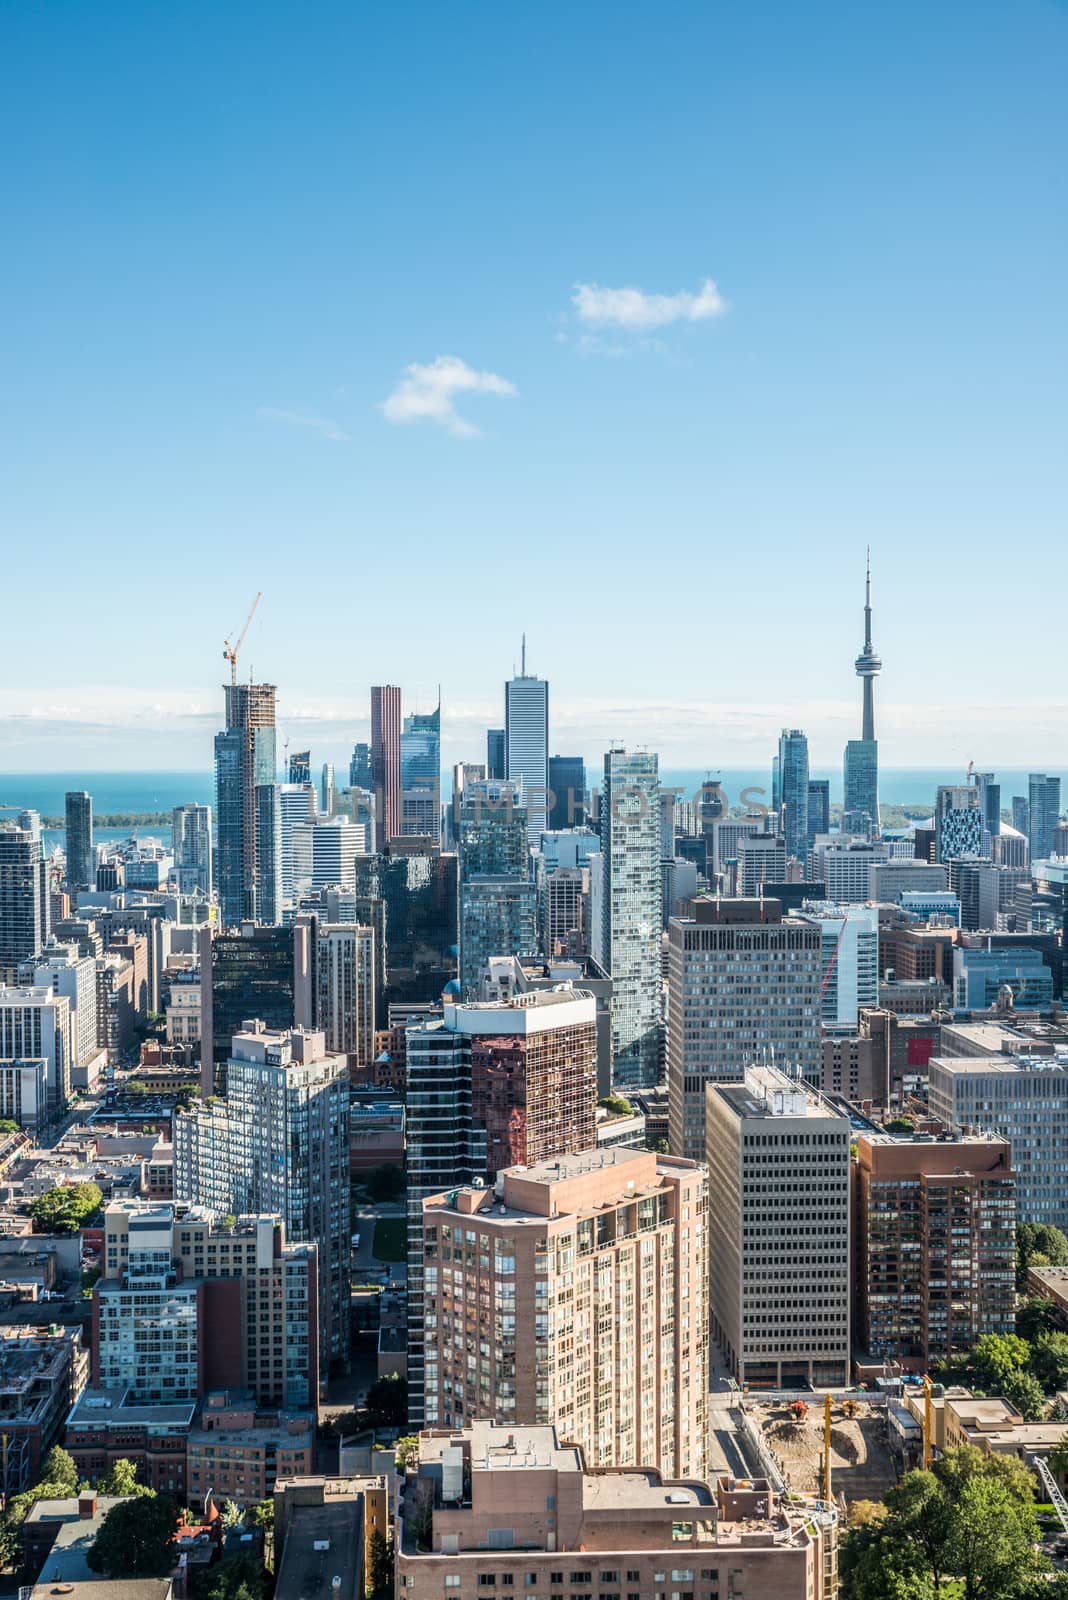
[930,1053,1068,1078]
[582,1471,714,1509]
[274,1501,362,1600]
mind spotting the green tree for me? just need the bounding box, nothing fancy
[970,1333,1031,1389]
[367,1529,393,1599]
[1031,1331,1068,1392]
[96,1457,151,1497]
[364,1162,405,1202]
[946,1470,1040,1600]
[41,1445,80,1496]
[1049,1437,1068,1486]
[0,1119,19,1134]
[645,1136,669,1154]
[1016,1296,1057,1341]
[365,1373,408,1427]
[87,1493,177,1578]
[245,1500,273,1528]
[1003,1369,1046,1421]
[598,1095,632,1116]
[29,1181,103,1234]
[1016,1223,1068,1291]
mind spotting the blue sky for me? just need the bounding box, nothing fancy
[2,0,1065,772]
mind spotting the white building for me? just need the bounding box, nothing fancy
[818,843,888,904]
[27,941,98,1070]
[798,903,880,1030]
[737,833,786,896]
[706,1067,851,1386]
[0,985,72,1118]
[293,817,367,895]
[166,981,201,1046]
[505,668,549,844]
[279,781,318,903]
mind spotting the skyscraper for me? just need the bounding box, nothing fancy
[172,803,212,897]
[486,727,506,781]
[0,811,49,984]
[935,785,982,862]
[843,551,881,837]
[214,682,277,926]
[287,750,311,784]
[370,685,402,851]
[548,755,586,830]
[320,762,335,817]
[199,920,313,1096]
[777,729,809,864]
[1028,773,1061,862]
[349,741,372,791]
[807,778,830,846]
[505,646,549,844]
[401,703,441,844]
[64,792,93,890]
[601,748,662,1090]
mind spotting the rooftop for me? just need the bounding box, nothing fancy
[274,1502,362,1600]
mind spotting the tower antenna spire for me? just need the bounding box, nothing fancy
[521,633,526,676]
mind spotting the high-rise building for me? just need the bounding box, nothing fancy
[95,1200,318,1408]
[349,742,372,791]
[278,782,318,904]
[737,831,786,896]
[199,921,312,1096]
[1028,773,1062,862]
[842,551,881,837]
[370,685,402,851]
[777,730,809,864]
[601,749,661,1091]
[707,1067,851,1386]
[354,843,458,1005]
[948,858,1000,931]
[486,728,506,781]
[255,782,282,924]
[28,939,98,1074]
[798,904,880,1029]
[458,878,537,996]
[421,1147,708,1478]
[853,1132,1015,1367]
[287,750,311,785]
[401,704,442,845]
[970,771,1001,851]
[214,682,277,926]
[293,816,365,894]
[320,762,335,817]
[172,804,212,897]
[64,792,93,890]
[1012,795,1030,837]
[0,985,72,1116]
[707,816,762,880]
[935,785,982,861]
[667,897,823,1160]
[806,778,830,847]
[548,755,586,830]
[0,811,49,984]
[313,920,376,1067]
[175,1022,349,1372]
[505,650,549,844]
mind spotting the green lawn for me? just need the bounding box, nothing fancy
[373,1217,408,1263]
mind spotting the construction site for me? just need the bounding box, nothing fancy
[746,1395,899,1504]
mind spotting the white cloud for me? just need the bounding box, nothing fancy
[571,276,727,331]
[257,406,349,442]
[380,355,517,438]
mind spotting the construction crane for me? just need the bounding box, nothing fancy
[823,1394,833,1502]
[923,1374,932,1469]
[223,592,262,686]
[1032,1454,1068,1533]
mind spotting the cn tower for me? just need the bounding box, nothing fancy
[854,548,881,742]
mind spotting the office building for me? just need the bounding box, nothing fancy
[0,812,49,984]
[947,858,1000,931]
[505,653,550,843]
[214,682,277,926]
[899,890,961,926]
[1012,795,1030,838]
[1029,773,1062,863]
[293,816,365,894]
[278,780,318,903]
[952,944,1052,1009]
[255,781,282,924]
[707,816,762,880]
[777,729,809,864]
[320,762,335,818]
[176,1024,349,1371]
[853,1132,1016,1367]
[95,1200,318,1408]
[548,755,586,830]
[199,920,312,1096]
[807,778,830,847]
[354,842,458,1005]
[601,749,662,1091]
[288,750,311,785]
[486,728,506,781]
[820,842,886,904]
[737,831,786,896]
[397,1424,838,1600]
[870,859,949,901]
[172,804,212,897]
[667,897,823,1160]
[970,771,1001,851]
[0,986,71,1116]
[422,1147,708,1478]
[799,904,880,1030]
[401,704,441,844]
[928,1042,1068,1226]
[935,786,982,862]
[64,792,93,890]
[706,1068,851,1386]
[349,741,372,791]
[370,685,402,850]
[543,866,590,957]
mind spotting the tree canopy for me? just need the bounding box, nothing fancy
[29,1181,102,1234]
[87,1493,177,1578]
[96,1458,151,1497]
[1017,1223,1068,1291]
[841,1447,1044,1600]
[363,1162,406,1202]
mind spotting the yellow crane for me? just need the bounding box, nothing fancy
[923,1374,932,1469]
[223,592,263,686]
[823,1394,833,1502]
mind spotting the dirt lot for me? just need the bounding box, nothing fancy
[750,1400,899,1502]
